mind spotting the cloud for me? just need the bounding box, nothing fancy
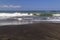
[0,5,21,8]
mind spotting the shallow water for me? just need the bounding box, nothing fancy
[0,16,60,26]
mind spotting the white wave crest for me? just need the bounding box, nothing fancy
[0,12,33,19]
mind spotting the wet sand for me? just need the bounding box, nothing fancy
[0,23,60,40]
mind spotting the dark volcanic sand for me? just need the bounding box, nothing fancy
[0,23,60,40]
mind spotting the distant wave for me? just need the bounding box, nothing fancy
[0,12,33,16]
[0,12,33,19]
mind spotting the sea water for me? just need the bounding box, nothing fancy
[0,11,60,26]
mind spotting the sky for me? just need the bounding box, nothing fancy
[0,0,60,11]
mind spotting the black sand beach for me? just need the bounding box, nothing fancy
[0,23,60,40]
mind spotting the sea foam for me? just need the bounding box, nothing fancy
[0,12,33,19]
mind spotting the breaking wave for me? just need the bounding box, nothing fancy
[0,12,27,16]
[0,12,31,19]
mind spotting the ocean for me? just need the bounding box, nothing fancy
[0,11,60,26]
[0,11,37,26]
